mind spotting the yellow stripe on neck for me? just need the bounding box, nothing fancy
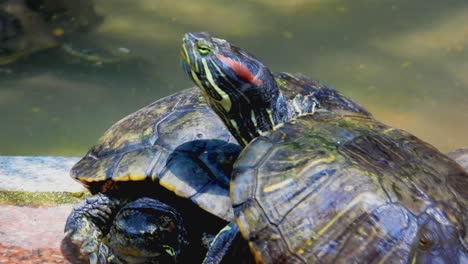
[202,58,232,112]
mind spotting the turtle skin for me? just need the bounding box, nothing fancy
[232,109,468,263]
[64,72,370,263]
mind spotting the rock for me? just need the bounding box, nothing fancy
[0,156,83,263]
[0,156,82,192]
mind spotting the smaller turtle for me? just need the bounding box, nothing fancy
[181,32,468,264]
[63,87,241,263]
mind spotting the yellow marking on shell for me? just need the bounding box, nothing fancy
[263,178,294,193]
[159,179,176,193]
[294,192,378,256]
[202,58,232,111]
[295,231,314,256]
[316,192,376,239]
[129,174,147,181]
[249,241,266,264]
[235,217,265,263]
[298,155,336,176]
[235,217,247,239]
[382,127,396,134]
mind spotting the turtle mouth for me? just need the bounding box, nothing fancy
[181,58,200,87]
[180,56,192,75]
[180,44,200,78]
[180,35,194,67]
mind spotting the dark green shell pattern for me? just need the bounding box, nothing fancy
[233,110,467,263]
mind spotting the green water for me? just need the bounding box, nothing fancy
[1,0,467,156]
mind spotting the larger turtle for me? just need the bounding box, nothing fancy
[181,32,468,263]
[64,63,371,262]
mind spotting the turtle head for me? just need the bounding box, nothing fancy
[409,214,467,264]
[181,32,293,146]
[106,198,188,263]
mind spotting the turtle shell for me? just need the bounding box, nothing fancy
[71,87,240,221]
[232,110,467,263]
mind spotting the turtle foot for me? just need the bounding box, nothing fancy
[62,194,121,263]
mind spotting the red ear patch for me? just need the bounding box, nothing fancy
[216,54,262,86]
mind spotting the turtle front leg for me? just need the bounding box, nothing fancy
[203,222,254,264]
[62,193,122,263]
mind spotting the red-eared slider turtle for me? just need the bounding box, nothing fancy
[63,87,240,263]
[64,66,370,263]
[181,32,468,263]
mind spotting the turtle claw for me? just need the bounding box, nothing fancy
[62,226,101,263]
[63,221,101,262]
[62,194,122,263]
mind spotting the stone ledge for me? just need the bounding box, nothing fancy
[0,156,83,193]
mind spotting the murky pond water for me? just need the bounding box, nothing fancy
[1,0,467,156]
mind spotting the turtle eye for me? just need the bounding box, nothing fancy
[418,230,436,250]
[419,238,431,249]
[197,44,212,55]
